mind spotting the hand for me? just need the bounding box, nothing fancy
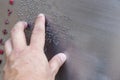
[3,14,67,80]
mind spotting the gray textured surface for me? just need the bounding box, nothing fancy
[0,0,120,80]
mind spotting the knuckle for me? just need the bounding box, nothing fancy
[11,27,16,34]
[11,27,19,34]
[35,24,44,30]
[33,26,44,34]
[11,24,24,34]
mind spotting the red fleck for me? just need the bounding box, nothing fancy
[8,9,13,16]
[9,0,14,5]
[4,19,9,25]
[2,29,8,35]
[0,49,4,55]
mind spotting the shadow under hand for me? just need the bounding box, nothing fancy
[24,15,70,80]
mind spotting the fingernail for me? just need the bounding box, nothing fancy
[58,53,67,62]
[38,13,44,17]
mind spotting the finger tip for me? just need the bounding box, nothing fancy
[22,21,27,28]
[36,13,45,24]
[38,13,45,18]
[58,53,67,62]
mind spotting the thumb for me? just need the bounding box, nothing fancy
[49,53,67,76]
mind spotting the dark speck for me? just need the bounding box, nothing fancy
[8,9,13,16]
[0,60,2,64]
[2,29,8,35]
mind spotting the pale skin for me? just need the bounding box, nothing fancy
[3,14,67,80]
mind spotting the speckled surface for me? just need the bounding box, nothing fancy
[1,0,120,80]
[0,0,72,80]
[0,0,17,79]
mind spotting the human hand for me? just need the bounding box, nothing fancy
[3,13,67,80]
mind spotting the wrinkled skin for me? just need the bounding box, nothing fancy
[3,14,66,80]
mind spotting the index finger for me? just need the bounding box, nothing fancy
[30,14,45,49]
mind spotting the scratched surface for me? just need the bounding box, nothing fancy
[0,0,120,80]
